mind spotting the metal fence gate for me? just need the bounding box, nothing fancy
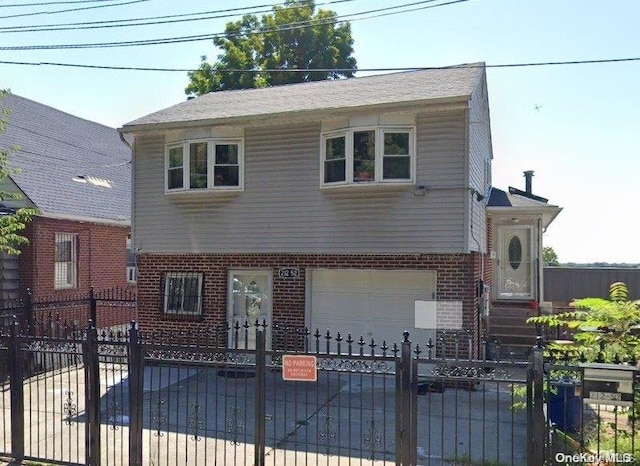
[0,321,638,465]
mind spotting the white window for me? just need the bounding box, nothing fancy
[126,235,136,284]
[55,233,77,290]
[165,139,243,192]
[163,272,203,316]
[321,127,414,187]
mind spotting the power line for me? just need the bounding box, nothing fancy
[1,57,639,72]
[0,0,463,49]
[0,0,121,7]
[0,0,356,33]
[0,0,148,20]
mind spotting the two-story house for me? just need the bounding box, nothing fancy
[120,64,554,353]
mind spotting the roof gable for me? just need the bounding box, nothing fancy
[0,94,131,224]
[122,64,486,131]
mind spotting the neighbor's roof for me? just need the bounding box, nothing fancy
[121,64,486,131]
[0,93,131,224]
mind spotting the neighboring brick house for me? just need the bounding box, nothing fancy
[0,94,134,311]
[120,64,498,353]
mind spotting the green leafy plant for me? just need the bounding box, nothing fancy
[185,0,357,96]
[528,282,640,363]
[0,90,37,255]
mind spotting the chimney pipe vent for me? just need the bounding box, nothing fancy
[523,170,534,195]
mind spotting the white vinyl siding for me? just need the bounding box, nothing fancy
[133,110,468,254]
[467,73,493,253]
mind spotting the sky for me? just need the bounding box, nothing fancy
[1,0,639,264]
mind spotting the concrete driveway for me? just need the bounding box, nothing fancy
[0,362,527,465]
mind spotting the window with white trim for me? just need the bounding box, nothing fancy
[54,233,77,289]
[166,139,243,192]
[126,235,136,284]
[321,127,415,186]
[163,272,203,316]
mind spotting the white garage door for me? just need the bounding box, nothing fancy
[309,269,437,347]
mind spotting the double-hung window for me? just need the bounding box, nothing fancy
[55,233,77,289]
[321,127,414,187]
[163,272,203,316]
[166,139,243,192]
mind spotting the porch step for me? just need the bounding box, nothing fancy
[487,307,540,359]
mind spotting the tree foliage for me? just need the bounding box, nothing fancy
[528,282,640,362]
[543,246,559,266]
[0,90,36,255]
[185,0,356,97]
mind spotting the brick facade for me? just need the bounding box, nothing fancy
[19,217,131,298]
[137,252,485,354]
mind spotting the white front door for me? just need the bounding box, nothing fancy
[497,226,534,299]
[228,270,272,349]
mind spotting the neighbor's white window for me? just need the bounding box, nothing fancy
[321,127,414,186]
[166,139,243,192]
[126,235,136,284]
[55,233,77,289]
[163,272,203,316]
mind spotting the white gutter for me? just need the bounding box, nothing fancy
[41,212,130,227]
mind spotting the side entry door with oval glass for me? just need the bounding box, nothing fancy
[497,226,533,299]
[228,271,272,349]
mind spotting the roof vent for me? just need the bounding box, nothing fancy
[523,170,534,195]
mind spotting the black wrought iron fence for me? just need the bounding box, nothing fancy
[0,320,638,466]
[0,287,136,336]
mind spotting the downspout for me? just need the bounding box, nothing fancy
[537,217,543,311]
[119,131,135,248]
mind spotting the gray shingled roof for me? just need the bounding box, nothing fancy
[488,188,552,208]
[488,187,562,228]
[0,94,131,224]
[122,64,485,131]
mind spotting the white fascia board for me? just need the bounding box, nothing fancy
[41,212,130,228]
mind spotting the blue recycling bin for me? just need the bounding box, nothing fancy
[548,382,582,433]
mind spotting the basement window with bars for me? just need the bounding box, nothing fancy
[162,272,203,317]
[54,233,78,290]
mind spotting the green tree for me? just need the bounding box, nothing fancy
[528,282,640,362]
[0,90,37,255]
[543,246,559,266]
[185,0,356,97]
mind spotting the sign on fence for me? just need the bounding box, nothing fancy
[583,364,636,407]
[282,355,317,381]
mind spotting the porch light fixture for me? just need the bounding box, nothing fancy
[469,187,485,202]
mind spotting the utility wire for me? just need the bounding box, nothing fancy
[0,0,121,7]
[0,0,464,50]
[0,0,148,20]
[1,57,639,72]
[0,0,356,31]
